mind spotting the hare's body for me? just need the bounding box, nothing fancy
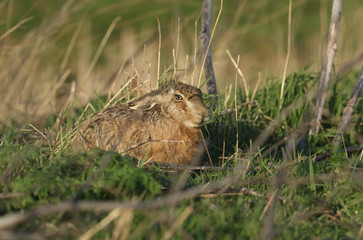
[75,82,209,165]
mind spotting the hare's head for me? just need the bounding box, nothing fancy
[131,82,209,128]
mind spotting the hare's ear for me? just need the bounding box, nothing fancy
[129,97,158,111]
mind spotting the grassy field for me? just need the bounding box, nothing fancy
[0,0,362,239]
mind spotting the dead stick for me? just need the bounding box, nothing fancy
[309,0,342,136]
[200,0,218,97]
[199,187,285,203]
[332,66,363,147]
[0,193,23,199]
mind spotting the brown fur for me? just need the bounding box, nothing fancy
[74,82,209,165]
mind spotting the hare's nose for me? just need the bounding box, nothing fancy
[199,112,210,123]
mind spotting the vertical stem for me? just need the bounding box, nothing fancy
[200,0,218,96]
[279,0,292,109]
[309,0,342,136]
[332,66,363,147]
[234,55,240,165]
[156,17,161,88]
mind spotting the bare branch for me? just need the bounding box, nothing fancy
[0,193,23,199]
[333,66,363,147]
[309,0,342,135]
[199,187,285,203]
[200,0,220,96]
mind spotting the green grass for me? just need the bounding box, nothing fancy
[1,1,362,238]
[0,69,362,239]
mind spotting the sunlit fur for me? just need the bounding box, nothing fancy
[74,82,210,165]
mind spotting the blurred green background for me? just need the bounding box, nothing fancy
[1,0,362,127]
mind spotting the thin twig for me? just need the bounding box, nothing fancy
[49,103,67,128]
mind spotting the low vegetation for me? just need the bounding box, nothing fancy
[0,69,362,239]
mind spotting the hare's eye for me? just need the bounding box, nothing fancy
[174,94,183,101]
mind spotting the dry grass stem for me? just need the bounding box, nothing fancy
[172,49,177,80]
[251,72,262,104]
[176,17,180,62]
[112,208,135,240]
[78,208,122,240]
[104,74,137,108]
[234,54,240,165]
[358,223,363,239]
[259,189,277,221]
[0,17,33,42]
[184,54,188,82]
[29,124,47,141]
[156,16,161,86]
[279,0,292,109]
[59,21,83,73]
[81,17,120,84]
[200,129,213,166]
[161,206,193,240]
[191,12,201,86]
[226,49,250,103]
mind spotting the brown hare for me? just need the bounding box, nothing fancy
[74,82,210,165]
